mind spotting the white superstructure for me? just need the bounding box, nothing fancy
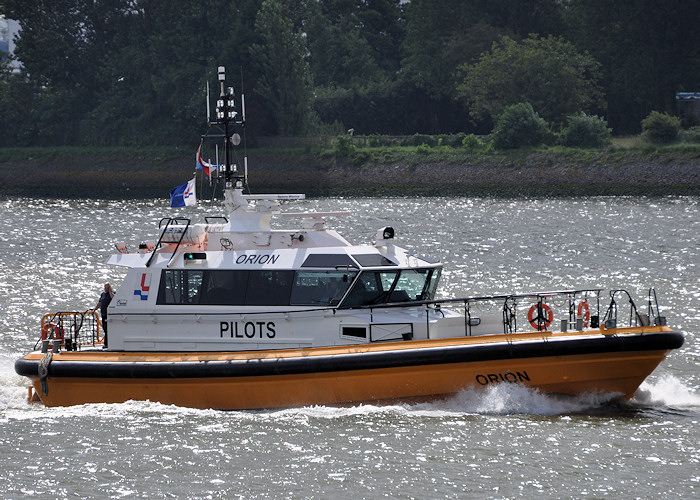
[104,178,453,352]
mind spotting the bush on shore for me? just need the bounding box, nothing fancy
[558,113,611,148]
[642,111,681,144]
[491,102,553,150]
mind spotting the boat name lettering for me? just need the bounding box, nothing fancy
[475,371,530,385]
[220,321,276,339]
[235,254,280,265]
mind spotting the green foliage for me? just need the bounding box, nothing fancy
[332,135,356,157]
[461,134,485,152]
[458,35,604,128]
[401,0,482,100]
[305,0,403,88]
[437,133,466,147]
[251,0,314,136]
[0,62,37,146]
[491,103,552,150]
[680,127,700,144]
[558,113,611,148]
[401,134,437,147]
[401,0,564,101]
[1,0,698,144]
[312,79,443,136]
[565,1,700,134]
[641,111,681,144]
[367,135,392,148]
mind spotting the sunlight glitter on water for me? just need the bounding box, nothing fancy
[0,196,698,498]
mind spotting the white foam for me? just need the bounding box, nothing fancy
[422,384,623,416]
[266,385,626,419]
[0,354,33,411]
[632,374,700,409]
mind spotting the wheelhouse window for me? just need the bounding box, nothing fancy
[394,269,435,301]
[198,270,248,305]
[340,268,440,307]
[158,269,205,305]
[245,270,294,305]
[157,269,355,307]
[290,271,357,306]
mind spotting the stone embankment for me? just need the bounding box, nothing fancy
[1,149,698,198]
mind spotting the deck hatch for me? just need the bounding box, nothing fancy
[370,323,413,342]
[301,254,358,268]
[352,254,397,267]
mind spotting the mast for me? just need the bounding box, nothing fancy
[211,66,245,190]
[206,65,304,227]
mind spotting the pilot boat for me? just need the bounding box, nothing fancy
[15,67,684,410]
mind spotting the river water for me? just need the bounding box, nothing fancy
[0,196,698,498]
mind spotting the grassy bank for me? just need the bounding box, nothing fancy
[0,142,698,199]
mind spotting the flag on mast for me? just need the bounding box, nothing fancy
[170,177,196,207]
[196,144,218,178]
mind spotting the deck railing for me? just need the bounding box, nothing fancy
[35,310,104,352]
[31,288,667,350]
[356,287,666,337]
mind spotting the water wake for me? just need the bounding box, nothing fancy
[632,374,700,409]
[434,384,623,416]
[0,354,33,411]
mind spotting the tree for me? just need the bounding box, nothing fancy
[0,60,36,146]
[303,0,414,134]
[400,1,567,134]
[476,0,565,38]
[401,0,565,101]
[86,0,264,144]
[1,0,263,145]
[458,35,605,128]
[250,0,313,136]
[401,0,474,100]
[304,0,403,88]
[565,0,700,134]
[1,0,130,144]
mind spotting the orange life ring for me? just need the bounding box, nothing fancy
[528,303,553,330]
[577,301,591,327]
[41,322,64,341]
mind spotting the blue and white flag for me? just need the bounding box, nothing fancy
[170,177,196,207]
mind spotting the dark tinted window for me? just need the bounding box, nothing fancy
[290,271,357,305]
[342,271,398,307]
[198,270,248,305]
[158,270,293,306]
[245,271,294,305]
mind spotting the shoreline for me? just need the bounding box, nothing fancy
[1,149,699,198]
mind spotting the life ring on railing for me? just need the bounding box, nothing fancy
[528,303,553,331]
[577,300,591,327]
[41,322,64,341]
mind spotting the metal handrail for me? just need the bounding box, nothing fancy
[35,310,104,350]
[37,288,660,349]
[147,217,192,267]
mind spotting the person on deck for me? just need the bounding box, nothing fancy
[93,283,115,348]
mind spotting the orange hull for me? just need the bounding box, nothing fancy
[17,327,684,410]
